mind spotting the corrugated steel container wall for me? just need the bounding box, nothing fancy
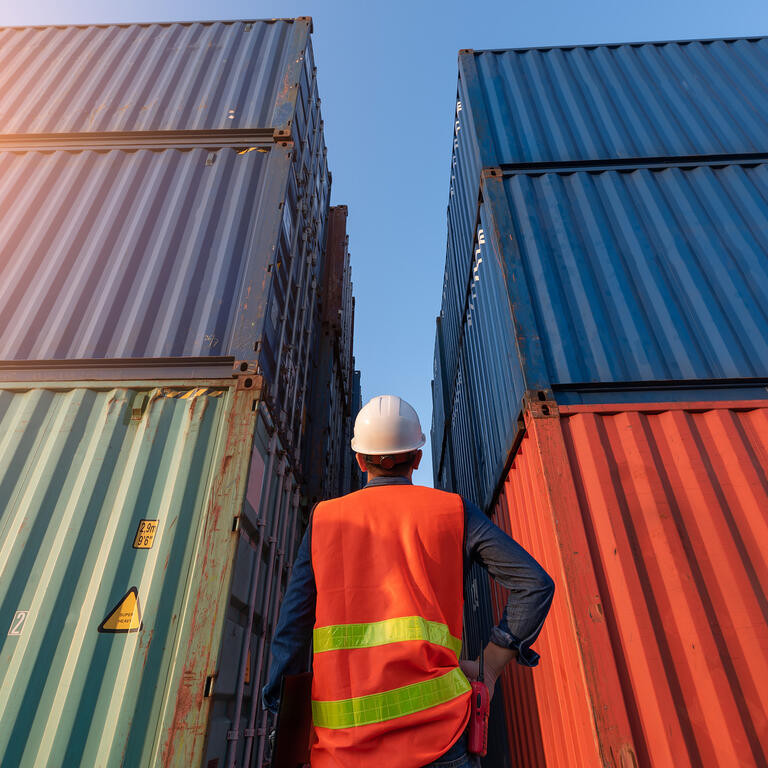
[489,412,609,768]
[0,20,311,135]
[438,39,768,463]
[341,253,355,399]
[447,356,483,506]
[458,39,768,170]
[0,146,288,361]
[348,369,364,491]
[439,162,768,509]
[438,263,461,421]
[483,164,768,390]
[431,318,448,482]
[0,16,356,768]
[441,89,483,396]
[446,37,768,352]
[459,213,522,503]
[304,205,359,505]
[0,378,263,767]
[264,162,331,463]
[0,136,331,378]
[249,418,309,768]
[0,19,332,384]
[259,121,330,391]
[491,400,768,767]
[463,559,513,768]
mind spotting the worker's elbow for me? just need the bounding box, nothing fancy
[537,570,555,602]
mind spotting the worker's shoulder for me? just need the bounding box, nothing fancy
[312,487,368,514]
[414,484,464,503]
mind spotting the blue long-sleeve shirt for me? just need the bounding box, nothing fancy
[262,476,554,713]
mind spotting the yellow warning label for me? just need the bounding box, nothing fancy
[133,519,158,549]
[98,588,142,633]
[244,651,251,684]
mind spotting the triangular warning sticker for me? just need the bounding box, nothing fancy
[98,587,142,633]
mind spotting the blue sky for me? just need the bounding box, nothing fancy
[5,0,767,484]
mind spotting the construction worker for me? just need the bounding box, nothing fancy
[263,395,554,767]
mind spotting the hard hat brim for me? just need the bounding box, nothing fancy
[350,434,426,455]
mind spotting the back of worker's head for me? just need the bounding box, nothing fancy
[351,395,425,478]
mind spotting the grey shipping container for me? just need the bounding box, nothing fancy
[0,19,318,140]
[0,19,332,381]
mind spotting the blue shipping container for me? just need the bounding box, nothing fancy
[434,37,768,508]
[439,161,768,508]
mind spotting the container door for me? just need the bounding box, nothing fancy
[0,384,232,768]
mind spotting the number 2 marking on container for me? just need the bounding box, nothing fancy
[8,611,29,636]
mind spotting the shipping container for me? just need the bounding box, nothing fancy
[488,398,768,768]
[431,318,449,481]
[0,368,306,767]
[433,35,768,768]
[440,161,768,508]
[437,39,768,501]
[0,19,331,385]
[0,19,318,140]
[0,140,330,383]
[448,37,768,286]
[0,17,361,767]
[304,206,361,504]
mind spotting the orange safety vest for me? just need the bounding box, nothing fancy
[310,484,471,767]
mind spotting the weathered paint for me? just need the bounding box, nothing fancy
[0,378,259,766]
[304,206,361,506]
[491,399,768,767]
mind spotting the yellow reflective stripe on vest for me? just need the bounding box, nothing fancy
[313,616,462,658]
[312,667,470,729]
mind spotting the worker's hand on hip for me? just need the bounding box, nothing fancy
[459,659,498,701]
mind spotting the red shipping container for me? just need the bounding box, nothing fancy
[490,399,768,768]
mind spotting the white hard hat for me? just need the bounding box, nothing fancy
[351,395,426,455]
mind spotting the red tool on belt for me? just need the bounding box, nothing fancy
[468,650,490,756]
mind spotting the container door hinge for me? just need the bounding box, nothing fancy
[244,729,255,738]
[226,729,239,741]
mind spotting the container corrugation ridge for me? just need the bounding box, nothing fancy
[0,20,307,134]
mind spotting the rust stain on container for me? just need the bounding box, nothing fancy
[492,400,768,767]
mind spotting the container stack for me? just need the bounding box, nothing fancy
[433,37,768,767]
[305,204,364,505]
[0,18,358,768]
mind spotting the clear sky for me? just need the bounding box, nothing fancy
[5,0,767,485]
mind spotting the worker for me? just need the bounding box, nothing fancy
[263,395,554,767]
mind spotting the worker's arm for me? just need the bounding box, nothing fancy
[261,523,316,714]
[463,500,555,693]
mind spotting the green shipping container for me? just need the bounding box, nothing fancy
[0,372,291,767]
